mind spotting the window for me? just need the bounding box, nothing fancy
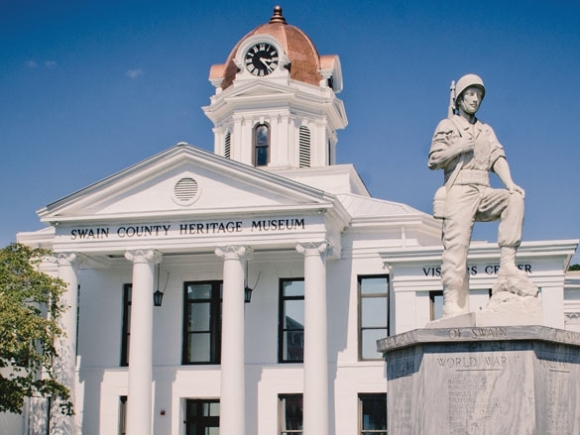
[430,290,443,321]
[185,399,220,434]
[298,126,311,168]
[183,281,222,364]
[327,76,334,90]
[118,396,127,435]
[359,276,389,360]
[254,123,270,166]
[224,132,231,159]
[430,289,491,320]
[279,279,304,363]
[359,394,387,434]
[121,284,132,366]
[279,394,303,434]
[328,139,334,165]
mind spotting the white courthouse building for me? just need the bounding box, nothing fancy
[6,6,579,435]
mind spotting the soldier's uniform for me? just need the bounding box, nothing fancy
[429,114,524,315]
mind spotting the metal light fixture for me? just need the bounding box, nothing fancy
[244,261,261,304]
[244,285,253,304]
[153,288,164,307]
[153,263,169,307]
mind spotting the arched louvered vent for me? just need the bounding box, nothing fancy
[173,177,199,205]
[224,132,231,159]
[299,126,311,168]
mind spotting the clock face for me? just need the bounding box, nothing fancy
[244,43,279,76]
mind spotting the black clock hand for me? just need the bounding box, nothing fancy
[259,58,274,72]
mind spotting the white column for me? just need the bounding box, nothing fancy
[213,127,221,155]
[296,241,329,435]
[124,249,161,435]
[215,245,252,435]
[53,252,81,434]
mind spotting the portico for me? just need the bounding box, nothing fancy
[50,234,336,435]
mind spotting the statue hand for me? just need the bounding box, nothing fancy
[507,183,525,198]
[456,137,474,154]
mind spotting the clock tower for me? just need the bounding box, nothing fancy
[203,6,347,171]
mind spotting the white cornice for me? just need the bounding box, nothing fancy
[346,214,442,242]
[380,239,579,265]
[203,79,347,131]
[39,203,336,225]
[16,226,55,248]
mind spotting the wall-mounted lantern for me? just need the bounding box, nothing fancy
[153,263,169,307]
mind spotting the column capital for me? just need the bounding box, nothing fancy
[215,245,253,261]
[124,249,162,265]
[296,241,329,257]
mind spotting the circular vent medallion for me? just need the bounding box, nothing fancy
[172,177,200,206]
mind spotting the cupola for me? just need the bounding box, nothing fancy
[209,6,343,92]
[203,6,347,170]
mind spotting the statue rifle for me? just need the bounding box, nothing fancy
[448,80,456,119]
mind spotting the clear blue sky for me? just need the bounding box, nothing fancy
[1,0,579,263]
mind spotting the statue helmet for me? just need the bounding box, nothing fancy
[455,74,485,102]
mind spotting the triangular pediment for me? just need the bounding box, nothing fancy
[227,81,292,98]
[38,143,335,224]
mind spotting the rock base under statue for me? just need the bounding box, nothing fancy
[433,273,542,327]
[377,326,580,435]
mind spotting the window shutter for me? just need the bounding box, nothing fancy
[224,132,231,159]
[299,126,311,168]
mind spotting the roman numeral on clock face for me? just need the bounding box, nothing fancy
[244,42,279,76]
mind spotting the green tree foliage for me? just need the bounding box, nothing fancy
[569,263,580,271]
[0,243,73,415]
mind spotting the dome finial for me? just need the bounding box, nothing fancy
[269,6,287,24]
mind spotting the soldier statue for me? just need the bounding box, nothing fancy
[429,74,526,317]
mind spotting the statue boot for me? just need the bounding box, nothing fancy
[442,287,468,318]
[498,246,527,277]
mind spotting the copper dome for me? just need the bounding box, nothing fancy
[210,6,328,90]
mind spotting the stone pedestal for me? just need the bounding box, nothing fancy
[377,325,580,435]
